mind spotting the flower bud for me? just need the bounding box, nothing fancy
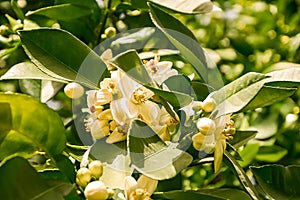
[76,167,92,187]
[89,160,103,178]
[202,98,216,113]
[104,27,116,38]
[196,117,216,135]
[84,181,108,200]
[64,82,84,99]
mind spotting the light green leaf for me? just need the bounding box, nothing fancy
[211,72,267,118]
[251,165,300,199]
[11,0,25,20]
[128,120,192,180]
[0,93,66,159]
[153,188,252,200]
[18,28,106,88]
[238,143,260,168]
[0,61,68,83]
[255,145,288,163]
[19,79,41,99]
[265,67,300,88]
[242,85,297,111]
[26,4,92,21]
[149,3,208,82]
[0,157,72,200]
[149,0,213,14]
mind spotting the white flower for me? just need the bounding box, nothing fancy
[124,175,158,200]
[144,55,178,85]
[84,181,108,200]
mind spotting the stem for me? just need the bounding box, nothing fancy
[97,0,112,44]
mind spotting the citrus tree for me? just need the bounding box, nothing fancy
[0,0,299,199]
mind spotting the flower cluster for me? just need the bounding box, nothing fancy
[84,52,178,144]
[190,97,236,171]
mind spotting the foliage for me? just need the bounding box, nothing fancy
[0,0,299,199]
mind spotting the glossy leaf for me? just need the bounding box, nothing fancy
[26,4,92,21]
[0,93,66,159]
[242,85,297,111]
[251,165,300,199]
[0,61,67,83]
[255,145,288,163]
[266,67,300,87]
[149,3,208,82]
[163,75,192,95]
[0,157,72,200]
[128,120,193,180]
[149,0,213,14]
[211,72,267,118]
[18,28,106,88]
[111,50,192,108]
[153,188,251,200]
[229,130,257,149]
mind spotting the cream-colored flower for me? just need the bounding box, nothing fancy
[89,160,104,178]
[124,175,158,200]
[144,55,178,85]
[84,181,108,200]
[76,167,92,187]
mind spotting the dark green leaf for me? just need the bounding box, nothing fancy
[229,130,257,149]
[18,28,106,88]
[11,0,24,20]
[149,3,208,82]
[163,75,192,95]
[0,157,72,200]
[26,4,92,21]
[128,120,192,180]
[223,150,261,200]
[153,188,251,200]
[211,72,267,118]
[0,93,66,159]
[251,165,300,199]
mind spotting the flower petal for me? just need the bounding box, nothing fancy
[111,98,138,125]
[136,175,158,196]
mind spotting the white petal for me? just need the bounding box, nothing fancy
[111,98,138,125]
[136,175,158,195]
[86,90,98,108]
[138,101,160,125]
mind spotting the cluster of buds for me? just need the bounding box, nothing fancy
[76,160,113,200]
[191,97,236,171]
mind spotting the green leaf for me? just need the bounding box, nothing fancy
[251,165,300,199]
[111,50,192,108]
[0,157,72,200]
[238,143,260,168]
[242,85,297,111]
[163,75,192,95]
[229,130,257,149]
[0,93,66,159]
[223,150,261,200]
[149,0,213,14]
[211,72,267,118]
[149,3,208,82]
[0,61,67,83]
[265,67,300,87]
[255,145,288,163]
[128,120,192,180]
[18,28,106,88]
[26,4,92,21]
[11,0,25,20]
[153,188,252,200]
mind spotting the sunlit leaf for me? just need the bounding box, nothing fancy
[242,85,297,111]
[0,157,72,200]
[0,93,66,159]
[128,120,192,180]
[0,61,67,83]
[149,0,213,14]
[26,4,92,21]
[18,28,106,88]
[251,165,300,199]
[211,72,267,118]
[238,143,260,168]
[265,67,300,88]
